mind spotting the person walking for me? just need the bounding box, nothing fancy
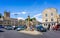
[50,25,53,31]
[48,24,50,30]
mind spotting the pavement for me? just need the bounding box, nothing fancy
[0,29,60,38]
[18,30,43,35]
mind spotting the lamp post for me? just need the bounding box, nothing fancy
[14,14,18,26]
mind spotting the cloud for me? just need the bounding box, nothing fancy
[21,12,26,14]
[17,17,25,20]
[33,13,42,17]
[11,12,21,15]
[33,13,42,22]
[11,12,27,15]
[36,17,42,22]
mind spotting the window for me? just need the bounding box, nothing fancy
[45,14,47,17]
[44,24,45,26]
[51,18,53,21]
[51,13,53,16]
[46,24,47,26]
[45,19,48,22]
[8,22,9,24]
[44,24,47,26]
[4,22,6,24]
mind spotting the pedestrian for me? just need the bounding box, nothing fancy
[50,25,52,31]
[12,26,15,30]
[52,25,55,30]
[47,24,50,30]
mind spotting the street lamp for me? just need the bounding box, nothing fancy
[14,14,18,26]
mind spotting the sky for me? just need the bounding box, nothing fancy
[0,0,60,22]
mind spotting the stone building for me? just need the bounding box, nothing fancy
[57,15,60,23]
[0,13,3,25]
[10,18,18,26]
[0,11,26,26]
[42,8,59,28]
[4,11,10,18]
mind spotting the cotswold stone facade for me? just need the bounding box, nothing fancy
[42,8,59,28]
[0,11,25,26]
[57,15,60,23]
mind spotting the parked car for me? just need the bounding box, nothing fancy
[16,27,25,31]
[0,25,4,32]
[15,25,26,31]
[0,30,4,32]
[0,25,4,28]
[53,24,60,30]
[5,25,13,30]
[36,25,47,32]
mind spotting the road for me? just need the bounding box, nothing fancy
[0,29,60,38]
[42,31,60,38]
